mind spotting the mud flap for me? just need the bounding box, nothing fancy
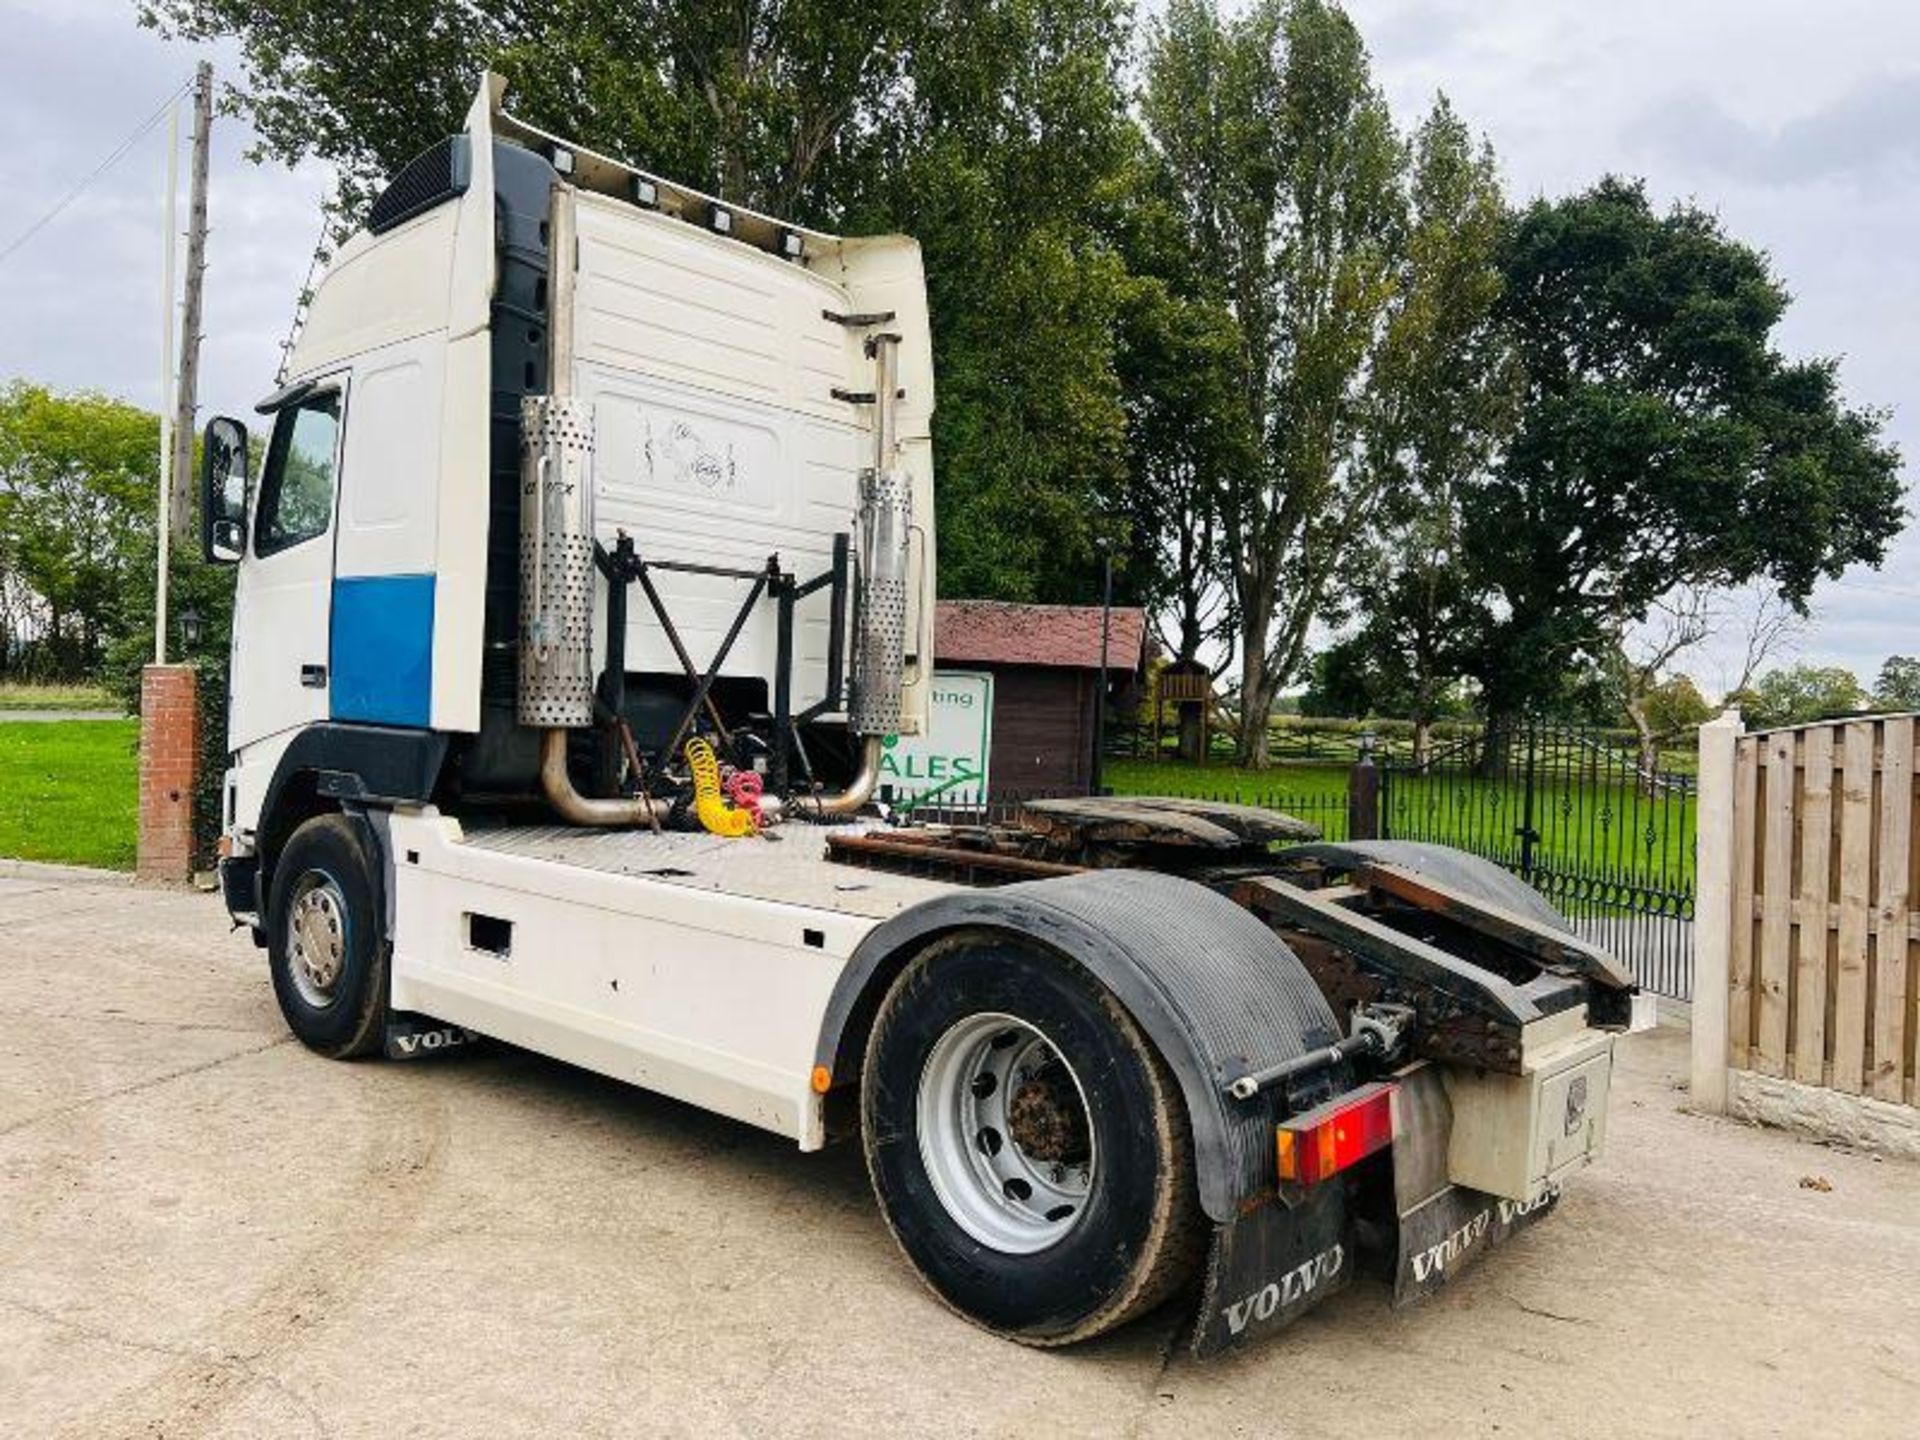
[1393,1182,1560,1304]
[1387,1057,1562,1303]
[384,1012,480,1060]
[1190,1184,1349,1358]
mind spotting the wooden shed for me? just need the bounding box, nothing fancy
[933,600,1148,795]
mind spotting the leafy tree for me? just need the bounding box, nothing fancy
[1298,636,1375,719]
[1144,0,1406,764]
[1343,95,1512,760]
[1641,673,1714,736]
[1872,654,1920,712]
[1106,132,1253,757]
[0,383,159,679]
[140,0,1140,605]
[1731,663,1867,728]
[1464,179,1905,739]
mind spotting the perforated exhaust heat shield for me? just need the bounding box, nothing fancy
[849,333,911,738]
[518,395,596,728]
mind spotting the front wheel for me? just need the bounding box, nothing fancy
[860,931,1204,1345]
[266,813,389,1058]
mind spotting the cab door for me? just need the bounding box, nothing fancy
[229,382,346,751]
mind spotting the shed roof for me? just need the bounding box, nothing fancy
[934,600,1148,672]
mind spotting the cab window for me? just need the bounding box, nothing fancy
[255,391,341,556]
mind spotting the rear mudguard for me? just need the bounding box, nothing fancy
[816,869,1343,1224]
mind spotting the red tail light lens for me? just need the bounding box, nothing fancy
[1276,1082,1396,1186]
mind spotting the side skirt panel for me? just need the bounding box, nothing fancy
[384,810,872,1148]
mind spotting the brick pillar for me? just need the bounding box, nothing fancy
[138,664,200,883]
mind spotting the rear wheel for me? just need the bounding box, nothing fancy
[266,813,388,1058]
[861,931,1204,1345]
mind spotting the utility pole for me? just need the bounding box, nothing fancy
[154,93,180,666]
[169,60,213,546]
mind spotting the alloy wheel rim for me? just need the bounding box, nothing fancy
[916,1012,1096,1254]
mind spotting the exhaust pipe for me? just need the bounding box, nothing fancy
[539,730,673,827]
[521,398,674,827]
[792,735,885,819]
[785,333,908,821]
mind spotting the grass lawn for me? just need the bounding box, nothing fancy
[1105,758,1355,838]
[1106,755,1694,889]
[1106,758,1351,804]
[0,719,140,870]
[0,681,119,712]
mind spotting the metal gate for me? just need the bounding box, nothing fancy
[1378,722,1696,998]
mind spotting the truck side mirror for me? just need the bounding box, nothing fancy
[200,416,250,564]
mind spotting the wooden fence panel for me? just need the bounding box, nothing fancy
[1755,731,1796,1075]
[1728,736,1759,1069]
[1872,716,1913,1101]
[1697,712,1920,1146]
[1832,723,1876,1095]
[1792,726,1834,1086]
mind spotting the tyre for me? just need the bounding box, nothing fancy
[266,813,389,1058]
[860,930,1205,1345]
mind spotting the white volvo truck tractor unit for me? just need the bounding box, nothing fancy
[198,76,1643,1356]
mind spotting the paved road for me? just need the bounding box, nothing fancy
[3,869,1916,1438]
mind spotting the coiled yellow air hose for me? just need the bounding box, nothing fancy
[686,737,757,837]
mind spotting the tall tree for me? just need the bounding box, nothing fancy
[1107,134,1252,755]
[1464,179,1905,737]
[1144,0,1406,764]
[1342,94,1512,761]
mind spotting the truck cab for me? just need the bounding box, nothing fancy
[206,75,936,922]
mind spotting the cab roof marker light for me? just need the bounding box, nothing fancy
[1275,1082,1395,1187]
[709,204,733,236]
[550,145,575,176]
[632,175,659,209]
[779,228,805,262]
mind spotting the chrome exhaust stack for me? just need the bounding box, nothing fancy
[802,332,910,818]
[520,392,671,827]
[518,393,596,733]
[848,333,911,742]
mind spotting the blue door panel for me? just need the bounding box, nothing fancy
[330,574,435,727]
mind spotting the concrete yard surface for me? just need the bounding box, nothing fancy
[2,869,1916,1438]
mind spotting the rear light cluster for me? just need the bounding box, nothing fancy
[1276,1082,1396,1186]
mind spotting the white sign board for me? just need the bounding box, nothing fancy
[879,670,994,808]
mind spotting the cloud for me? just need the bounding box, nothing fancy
[1625,73,1920,188]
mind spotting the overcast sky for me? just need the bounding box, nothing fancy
[1,0,1913,692]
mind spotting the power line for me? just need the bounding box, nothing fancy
[0,76,193,267]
